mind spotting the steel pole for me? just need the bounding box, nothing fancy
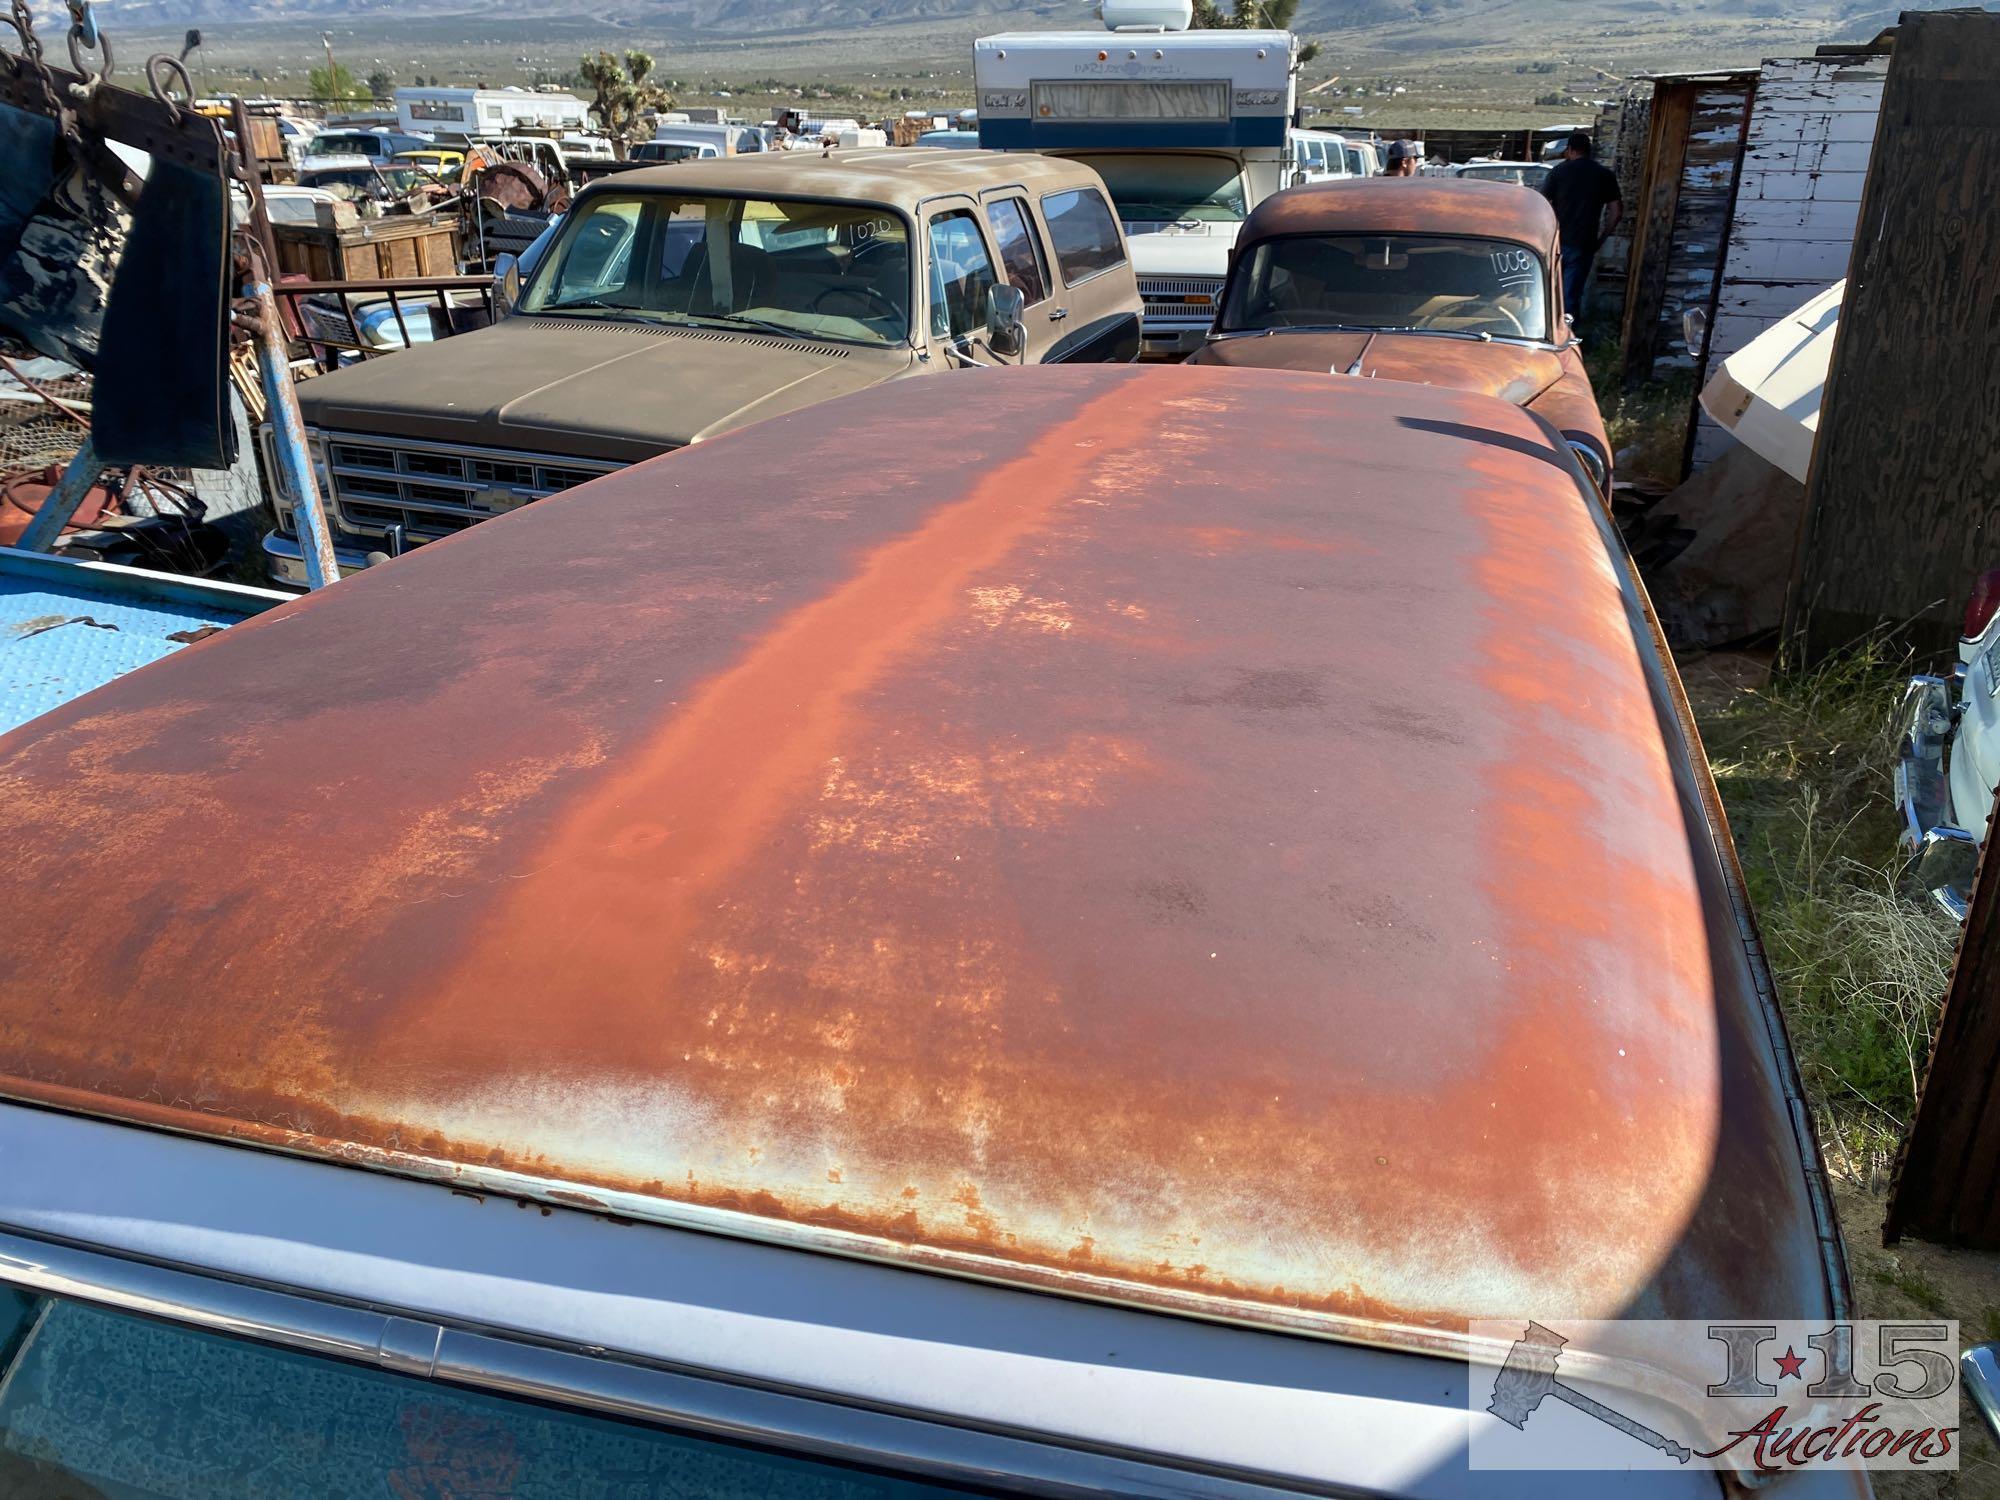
[248,278,339,589]
[15,437,102,553]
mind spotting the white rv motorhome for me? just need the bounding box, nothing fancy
[394,86,590,142]
[975,0,1299,357]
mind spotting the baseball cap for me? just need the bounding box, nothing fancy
[1386,139,1423,163]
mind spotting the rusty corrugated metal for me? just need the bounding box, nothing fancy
[0,365,1833,1352]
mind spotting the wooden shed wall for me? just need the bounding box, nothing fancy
[1589,91,1649,320]
[1689,55,1887,469]
[1619,75,1756,390]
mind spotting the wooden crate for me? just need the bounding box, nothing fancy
[272,215,463,282]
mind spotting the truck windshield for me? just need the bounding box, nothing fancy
[0,1286,968,1497]
[634,142,707,162]
[1219,233,1551,341]
[520,192,911,346]
[1064,152,1247,223]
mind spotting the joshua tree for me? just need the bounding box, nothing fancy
[580,49,673,159]
[1190,0,1320,66]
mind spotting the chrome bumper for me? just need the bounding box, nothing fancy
[260,530,377,592]
[1139,322,1209,360]
[1894,673,1977,920]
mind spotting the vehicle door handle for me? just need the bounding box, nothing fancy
[1049,307,1069,321]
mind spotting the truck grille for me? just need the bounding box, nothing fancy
[322,434,627,544]
[1138,276,1224,302]
[1137,276,1223,334]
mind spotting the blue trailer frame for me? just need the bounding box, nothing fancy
[0,546,290,737]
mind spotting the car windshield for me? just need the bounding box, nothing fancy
[1457,163,1550,188]
[636,142,706,162]
[305,166,425,200]
[1219,233,1551,341]
[313,133,383,156]
[1065,152,1248,223]
[519,192,911,347]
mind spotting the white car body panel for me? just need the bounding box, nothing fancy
[0,1100,1740,1498]
[1698,280,1843,484]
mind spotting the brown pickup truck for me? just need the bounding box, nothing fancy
[264,148,1143,586]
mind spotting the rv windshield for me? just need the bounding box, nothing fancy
[520,193,912,346]
[1219,233,1552,341]
[1064,152,1248,224]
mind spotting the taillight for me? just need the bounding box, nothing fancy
[1964,567,2000,640]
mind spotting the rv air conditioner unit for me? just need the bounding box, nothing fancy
[1098,0,1193,31]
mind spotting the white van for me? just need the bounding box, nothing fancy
[632,122,765,163]
[1290,128,1354,183]
[974,7,1298,357]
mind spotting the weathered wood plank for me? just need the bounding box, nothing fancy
[1736,168,1868,204]
[1730,194,1869,235]
[1621,80,1698,384]
[1788,8,2000,670]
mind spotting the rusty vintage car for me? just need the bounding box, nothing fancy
[0,366,1853,1494]
[1187,177,1614,494]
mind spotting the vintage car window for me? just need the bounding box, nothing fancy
[926,209,1001,341]
[1455,163,1551,189]
[1219,233,1552,341]
[1062,152,1246,224]
[0,1291,967,1498]
[985,198,1049,307]
[311,132,386,158]
[301,165,426,201]
[634,142,708,164]
[520,193,912,347]
[1039,187,1126,285]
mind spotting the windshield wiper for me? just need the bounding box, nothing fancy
[684,311,803,339]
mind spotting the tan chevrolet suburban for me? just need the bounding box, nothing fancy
[264,148,1142,584]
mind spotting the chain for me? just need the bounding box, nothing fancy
[7,0,66,124]
[64,0,109,90]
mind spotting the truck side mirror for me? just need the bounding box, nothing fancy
[492,252,521,318]
[986,283,1026,360]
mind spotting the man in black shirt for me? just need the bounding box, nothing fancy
[1540,131,1623,320]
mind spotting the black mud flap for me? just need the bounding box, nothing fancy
[0,76,234,470]
[92,153,233,469]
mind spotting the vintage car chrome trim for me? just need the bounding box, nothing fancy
[1965,1343,2000,1444]
[1202,324,1565,353]
[1892,674,1976,918]
[0,1222,1346,1499]
[1895,675,1960,849]
[1566,438,1608,492]
[261,530,375,590]
[1550,424,1853,1322]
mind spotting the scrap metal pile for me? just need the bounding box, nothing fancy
[0,0,335,576]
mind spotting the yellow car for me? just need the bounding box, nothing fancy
[393,147,466,180]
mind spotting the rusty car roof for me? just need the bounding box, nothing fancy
[1242,177,1559,250]
[0,365,1837,1354]
[597,146,1103,214]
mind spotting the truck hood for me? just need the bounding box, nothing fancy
[1124,219,1240,279]
[295,315,914,461]
[0,366,1837,1373]
[1193,329,1565,406]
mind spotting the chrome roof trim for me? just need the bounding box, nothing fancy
[0,1223,1344,1499]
